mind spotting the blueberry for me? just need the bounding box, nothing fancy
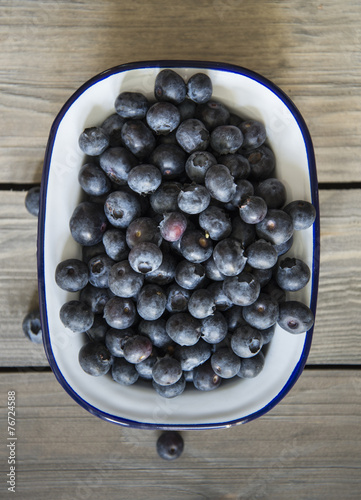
[260,324,275,344]
[245,145,275,180]
[239,196,268,224]
[99,147,138,185]
[153,376,186,398]
[177,183,211,214]
[185,150,217,183]
[256,209,294,245]
[222,272,260,306]
[154,69,186,104]
[138,319,172,348]
[127,164,162,195]
[283,200,316,230]
[78,341,113,376]
[200,311,228,344]
[150,144,186,179]
[205,164,236,203]
[176,119,210,154]
[150,181,182,213]
[175,260,206,290]
[229,112,243,127]
[86,314,109,342]
[80,284,112,314]
[196,100,230,130]
[278,301,314,334]
[78,163,112,196]
[184,370,194,382]
[103,296,136,329]
[145,252,178,285]
[213,238,247,276]
[25,186,41,217]
[255,178,286,209]
[230,216,256,247]
[276,257,311,291]
[211,347,241,379]
[238,119,266,150]
[227,179,255,211]
[159,211,188,242]
[102,228,128,261]
[122,334,153,363]
[108,260,144,298]
[193,360,221,391]
[104,190,141,229]
[237,351,265,378]
[273,235,294,256]
[186,73,212,103]
[166,313,201,346]
[207,281,233,311]
[152,356,183,385]
[128,242,163,274]
[111,357,139,385]
[177,98,197,121]
[231,325,263,358]
[146,102,181,135]
[55,258,89,292]
[218,154,250,180]
[245,239,278,270]
[101,113,125,147]
[59,300,94,333]
[250,267,273,287]
[70,201,108,246]
[114,91,149,119]
[126,217,162,248]
[188,289,216,319]
[242,293,279,330]
[198,205,232,240]
[204,256,226,281]
[121,120,156,159]
[22,310,42,344]
[137,284,167,321]
[135,348,159,379]
[262,279,287,304]
[174,339,212,371]
[179,229,213,263]
[224,305,246,332]
[88,254,114,288]
[105,327,134,357]
[210,125,244,155]
[166,284,191,313]
[82,241,106,264]
[78,127,109,156]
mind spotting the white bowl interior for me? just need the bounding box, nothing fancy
[42,65,315,427]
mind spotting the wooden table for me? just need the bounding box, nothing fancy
[1,1,361,498]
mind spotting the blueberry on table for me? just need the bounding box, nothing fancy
[231,324,264,358]
[59,300,94,333]
[211,347,241,379]
[222,272,261,306]
[111,357,139,385]
[159,211,188,242]
[188,288,216,319]
[78,341,113,376]
[237,351,265,379]
[278,301,315,334]
[238,119,267,150]
[283,200,317,230]
[88,254,114,288]
[196,100,230,130]
[242,293,279,330]
[276,257,311,291]
[193,360,221,391]
[108,260,144,298]
[166,312,201,346]
[79,284,111,314]
[213,238,247,276]
[239,195,268,225]
[78,163,112,196]
[121,120,156,159]
[179,229,213,263]
[174,339,212,371]
[185,150,217,183]
[22,310,42,344]
[128,242,163,274]
[245,239,278,270]
[176,118,210,154]
[99,147,138,186]
[122,335,153,364]
[177,183,211,214]
[55,258,89,292]
[137,284,167,321]
[146,101,181,135]
[78,127,109,156]
[150,144,186,179]
[150,181,182,214]
[103,296,136,329]
[187,72,213,104]
[105,328,134,357]
[256,209,294,246]
[114,91,149,119]
[25,186,40,217]
[255,178,286,209]
[153,376,186,398]
[154,69,187,104]
[175,260,206,290]
[100,113,125,147]
[70,201,108,246]
[205,164,237,203]
[157,431,184,460]
[200,311,228,344]
[104,190,141,229]
[245,145,275,180]
[152,357,183,386]
[210,125,244,155]
[198,205,232,241]
[102,228,128,261]
[127,164,162,195]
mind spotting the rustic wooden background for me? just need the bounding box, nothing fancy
[1,1,361,498]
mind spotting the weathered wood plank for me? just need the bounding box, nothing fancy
[0,189,360,366]
[0,0,361,182]
[0,369,360,499]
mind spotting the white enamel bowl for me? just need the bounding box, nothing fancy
[38,61,319,430]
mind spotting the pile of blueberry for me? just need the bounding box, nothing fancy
[55,69,316,398]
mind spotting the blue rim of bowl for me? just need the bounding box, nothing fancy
[38,60,320,431]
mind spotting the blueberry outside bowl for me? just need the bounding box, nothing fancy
[38,60,320,430]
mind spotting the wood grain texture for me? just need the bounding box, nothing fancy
[0,369,360,499]
[0,0,361,182]
[0,189,360,366]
